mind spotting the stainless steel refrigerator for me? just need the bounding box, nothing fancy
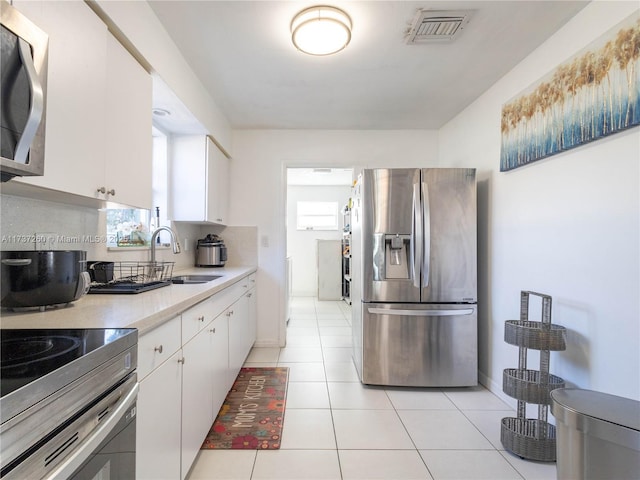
[351,168,477,387]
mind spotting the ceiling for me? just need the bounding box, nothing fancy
[148,1,589,131]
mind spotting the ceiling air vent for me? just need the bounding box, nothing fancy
[405,10,472,44]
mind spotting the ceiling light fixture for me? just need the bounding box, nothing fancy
[291,5,352,56]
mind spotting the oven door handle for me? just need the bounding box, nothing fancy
[46,382,138,480]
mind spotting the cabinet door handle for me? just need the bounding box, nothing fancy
[97,187,116,196]
[247,293,252,298]
[198,315,205,322]
[209,328,216,333]
[154,345,163,354]
[178,357,185,365]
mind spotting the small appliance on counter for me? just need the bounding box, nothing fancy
[1,250,90,310]
[196,234,227,267]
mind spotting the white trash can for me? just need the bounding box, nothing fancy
[550,388,640,480]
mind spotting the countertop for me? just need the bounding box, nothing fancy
[0,265,257,334]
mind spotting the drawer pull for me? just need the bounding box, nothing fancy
[198,315,205,322]
[247,293,253,298]
[178,357,185,365]
[209,328,216,333]
[154,345,163,354]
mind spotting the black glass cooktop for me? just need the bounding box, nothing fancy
[0,328,136,397]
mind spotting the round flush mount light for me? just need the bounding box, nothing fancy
[291,5,352,56]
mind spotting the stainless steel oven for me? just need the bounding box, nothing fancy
[0,328,138,480]
[0,0,48,182]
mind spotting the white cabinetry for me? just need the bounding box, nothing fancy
[170,135,229,225]
[12,1,151,208]
[104,33,152,209]
[181,324,215,479]
[228,275,257,383]
[136,316,182,480]
[136,273,255,479]
[13,0,106,198]
[210,313,230,424]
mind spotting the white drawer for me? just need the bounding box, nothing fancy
[181,297,213,344]
[138,316,181,380]
[232,276,253,299]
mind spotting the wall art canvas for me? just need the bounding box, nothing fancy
[500,11,640,172]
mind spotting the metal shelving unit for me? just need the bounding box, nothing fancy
[341,203,351,305]
[500,291,567,462]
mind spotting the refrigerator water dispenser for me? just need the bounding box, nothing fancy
[372,233,411,280]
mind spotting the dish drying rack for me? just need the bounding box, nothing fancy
[500,290,567,462]
[92,261,174,285]
[87,261,175,294]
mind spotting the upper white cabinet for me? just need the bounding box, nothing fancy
[13,0,107,198]
[170,135,229,225]
[104,33,152,209]
[12,0,152,208]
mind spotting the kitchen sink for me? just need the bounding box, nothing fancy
[171,274,222,284]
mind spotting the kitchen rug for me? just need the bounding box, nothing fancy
[201,367,289,450]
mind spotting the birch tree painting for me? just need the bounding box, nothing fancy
[500,11,640,172]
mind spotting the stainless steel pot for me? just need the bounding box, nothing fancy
[1,250,89,308]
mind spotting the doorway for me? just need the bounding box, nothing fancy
[285,167,353,323]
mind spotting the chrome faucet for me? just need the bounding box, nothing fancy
[150,226,181,264]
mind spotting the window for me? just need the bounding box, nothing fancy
[296,201,339,230]
[106,208,151,247]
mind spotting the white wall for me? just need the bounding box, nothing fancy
[439,2,640,401]
[229,130,439,346]
[287,185,352,296]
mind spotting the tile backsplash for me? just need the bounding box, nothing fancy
[1,194,257,270]
[1,194,101,253]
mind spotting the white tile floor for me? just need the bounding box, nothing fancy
[186,298,558,480]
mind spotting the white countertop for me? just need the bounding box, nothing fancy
[0,266,257,334]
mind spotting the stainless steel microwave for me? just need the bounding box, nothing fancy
[0,0,48,182]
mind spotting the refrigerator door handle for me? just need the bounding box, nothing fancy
[412,181,422,289]
[422,178,431,287]
[368,308,475,317]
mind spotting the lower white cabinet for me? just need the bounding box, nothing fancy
[136,349,182,480]
[210,313,231,415]
[228,283,257,387]
[181,321,216,478]
[227,296,248,384]
[136,274,255,479]
[247,286,257,352]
